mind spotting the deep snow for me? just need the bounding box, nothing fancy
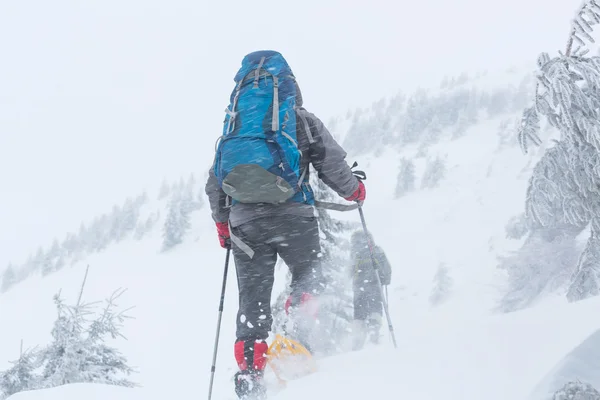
[1,69,597,400]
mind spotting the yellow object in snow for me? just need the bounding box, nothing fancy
[266,334,317,387]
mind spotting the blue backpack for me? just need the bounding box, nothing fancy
[213,51,313,205]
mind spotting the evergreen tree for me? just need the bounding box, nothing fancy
[61,233,81,264]
[0,345,43,399]
[162,192,191,251]
[498,226,582,312]
[134,211,159,241]
[421,156,447,189]
[517,1,600,303]
[429,264,453,306]
[395,158,416,198]
[0,268,136,399]
[41,239,63,276]
[567,218,600,302]
[402,89,430,144]
[1,265,17,293]
[42,287,136,388]
[157,179,171,200]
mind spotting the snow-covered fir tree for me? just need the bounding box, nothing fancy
[395,158,416,198]
[162,191,192,251]
[567,219,600,302]
[552,380,600,400]
[134,211,160,241]
[0,268,136,399]
[1,265,17,293]
[157,178,171,200]
[42,239,64,276]
[498,227,582,312]
[0,345,43,399]
[421,156,447,189]
[42,273,136,388]
[429,263,453,306]
[516,0,600,304]
[504,213,529,240]
[402,89,431,144]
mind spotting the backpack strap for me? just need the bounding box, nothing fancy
[296,108,315,144]
[253,56,266,88]
[272,76,279,132]
[226,79,244,134]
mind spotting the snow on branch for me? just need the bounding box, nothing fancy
[566,0,600,56]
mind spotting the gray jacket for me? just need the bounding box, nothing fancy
[205,107,359,227]
[351,245,392,287]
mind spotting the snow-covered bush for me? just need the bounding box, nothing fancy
[552,380,600,400]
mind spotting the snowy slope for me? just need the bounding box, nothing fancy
[1,69,597,400]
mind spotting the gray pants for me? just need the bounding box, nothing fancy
[353,279,382,321]
[230,215,322,341]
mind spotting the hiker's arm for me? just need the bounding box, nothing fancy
[205,162,230,223]
[300,110,359,198]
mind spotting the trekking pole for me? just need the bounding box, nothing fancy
[208,247,232,400]
[357,204,398,349]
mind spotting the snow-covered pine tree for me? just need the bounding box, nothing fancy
[567,217,600,301]
[402,89,430,144]
[498,226,581,312]
[41,267,136,389]
[552,380,600,400]
[419,115,443,152]
[88,214,112,253]
[452,89,478,139]
[1,264,17,293]
[162,191,191,251]
[61,233,82,265]
[134,211,159,241]
[429,263,453,306]
[41,239,64,276]
[157,178,171,200]
[421,155,447,189]
[505,213,529,240]
[0,344,43,400]
[0,267,136,399]
[113,197,141,242]
[395,158,416,198]
[517,0,600,303]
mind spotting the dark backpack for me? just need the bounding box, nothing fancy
[213,50,313,205]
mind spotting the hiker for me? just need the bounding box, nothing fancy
[205,50,365,399]
[349,230,391,350]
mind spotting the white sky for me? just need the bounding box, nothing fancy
[0,0,583,266]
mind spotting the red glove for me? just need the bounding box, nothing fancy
[344,180,366,202]
[216,221,230,249]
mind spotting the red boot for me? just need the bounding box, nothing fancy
[234,339,268,399]
[284,292,318,319]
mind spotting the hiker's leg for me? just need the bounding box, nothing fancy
[275,216,323,301]
[273,216,322,348]
[352,288,369,350]
[231,222,276,369]
[364,280,383,344]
